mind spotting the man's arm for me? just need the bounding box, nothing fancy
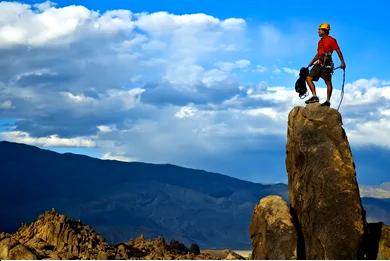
[335,49,346,70]
[308,55,318,68]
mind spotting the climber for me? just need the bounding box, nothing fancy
[305,23,346,107]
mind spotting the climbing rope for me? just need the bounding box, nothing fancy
[333,66,346,111]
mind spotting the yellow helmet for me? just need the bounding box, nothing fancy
[319,23,330,31]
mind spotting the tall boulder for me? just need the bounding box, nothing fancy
[250,195,297,259]
[286,104,366,259]
[377,224,390,259]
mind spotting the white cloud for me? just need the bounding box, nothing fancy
[175,106,198,119]
[0,130,96,147]
[0,2,250,145]
[134,11,245,62]
[0,1,247,97]
[60,88,145,111]
[102,152,135,162]
[249,85,299,103]
[13,69,57,83]
[348,119,390,148]
[267,66,300,76]
[335,78,390,148]
[342,79,390,106]
[220,18,246,30]
[381,80,390,85]
[360,183,390,198]
[0,1,134,46]
[202,69,229,87]
[235,78,390,149]
[282,67,299,76]
[243,107,279,120]
[254,65,267,73]
[105,88,145,110]
[0,2,388,183]
[61,92,94,103]
[164,64,204,87]
[141,39,167,51]
[0,100,13,109]
[90,76,390,183]
[220,44,237,52]
[136,12,217,33]
[93,99,290,174]
[135,12,245,35]
[216,59,251,72]
[235,59,251,68]
[97,125,115,133]
[380,109,390,116]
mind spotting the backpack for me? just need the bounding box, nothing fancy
[295,67,309,99]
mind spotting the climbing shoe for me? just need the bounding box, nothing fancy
[305,96,319,104]
[321,100,331,107]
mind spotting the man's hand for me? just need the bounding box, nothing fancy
[336,49,346,70]
[308,55,318,68]
[340,61,346,70]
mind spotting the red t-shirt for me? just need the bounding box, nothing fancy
[316,35,340,60]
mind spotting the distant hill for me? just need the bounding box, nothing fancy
[0,141,388,249]
[362,197,390,223]
[0,141,287,249]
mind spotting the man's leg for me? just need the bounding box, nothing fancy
[305,76,319,103]
[320,79,333,107]
[324,79,333,101]
[306,76,317,96]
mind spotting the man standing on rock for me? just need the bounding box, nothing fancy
[305,23,346,107]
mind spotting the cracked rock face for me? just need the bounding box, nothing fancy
[285,103,366,259]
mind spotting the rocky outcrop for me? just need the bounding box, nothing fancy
[12,209,113,259]
[249,104,390,259]
[286,103,366,259]
[250,195,297,259]
[0,233,37,260]
[377,224,390,259]
[201,249,246,260]
[0,209,243,260]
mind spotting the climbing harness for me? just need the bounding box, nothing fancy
[321,52,346,111]
[322,52,334,70]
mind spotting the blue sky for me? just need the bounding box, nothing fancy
[0,0,389,186]
[18,0,390,82]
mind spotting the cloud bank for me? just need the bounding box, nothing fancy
[0,2,389,183]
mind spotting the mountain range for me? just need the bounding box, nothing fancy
[0,140,388,249]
